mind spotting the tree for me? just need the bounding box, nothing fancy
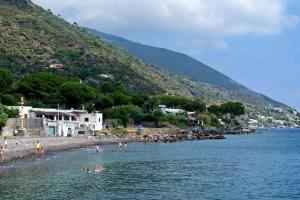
[157,95,185,108]
[0,104,8,127]
[0,94,18,106]
[108,92,131,106]
[3,107,19,118]
[98,81,125,94]
[197,113,212,125]
[221,102,245,118]
[156,95,205,112]
[94,94,114,111]
[144,96,159,114]
[0,68,13,91]
[58,82,98,109]
[103,105,142,127]
[181,100,205,112]
[131,93,149,107]
[95,94,114,110]
[208,105,223,117]
[15,72,66,100]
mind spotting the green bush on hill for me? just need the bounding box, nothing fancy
[58,81,98,109]
[0,68,13,91]
[0,69,246,128]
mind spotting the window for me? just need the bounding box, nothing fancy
[64,116,70,121]
[99,118,101,122]
[85,118,89,122]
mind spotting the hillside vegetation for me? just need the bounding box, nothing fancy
[0,0,195,98]
[1,69,247,129]
[0,0,289,111]
[88,29,287,108]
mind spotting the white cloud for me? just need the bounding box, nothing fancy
[214,41,229,50]
[32,0,299,51]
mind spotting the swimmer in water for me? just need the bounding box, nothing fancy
[94,166,104,173]
[81,166,104,173]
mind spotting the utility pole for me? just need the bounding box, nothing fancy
[57,104,60,136]
[20,97,25,130]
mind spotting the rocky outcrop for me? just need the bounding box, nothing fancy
[142,126,225,143]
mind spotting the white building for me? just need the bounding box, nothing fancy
[159,105,185,116]
[79,113,103,134]
[6,106,103,136]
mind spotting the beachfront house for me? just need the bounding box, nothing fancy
[4,106,103,137]
[187,111,203,125]
[79,113,103,135]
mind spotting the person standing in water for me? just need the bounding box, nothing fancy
[0,146,4,161]
[4,137,8,149]
[41,146,45,155]
[119,142,122,148]
[124,142,127,148]
[36,141,41,154]
[96,145,100,153]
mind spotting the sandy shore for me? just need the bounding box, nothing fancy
[0,136,137,165]
[0,127,179,165]
[0,126,224,165]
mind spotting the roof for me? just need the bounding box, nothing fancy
[30,108,87,116]
[165,108,185,114]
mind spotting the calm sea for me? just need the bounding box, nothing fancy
[0,129,300,200]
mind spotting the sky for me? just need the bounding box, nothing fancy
[32,0,300,110]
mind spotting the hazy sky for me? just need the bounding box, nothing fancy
[32,0,300,110]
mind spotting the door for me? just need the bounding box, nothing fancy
[48,126,56,136]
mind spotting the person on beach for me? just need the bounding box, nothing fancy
[41,146,45,155]
[36,141,41,154]
[119,142,122,148]
[96,145,100,153]
[124,142,127,148]
[0,146,4,161]
[4,137,8,149]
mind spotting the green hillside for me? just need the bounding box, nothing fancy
[88,29,287,108]
[0,0,289,110]
[0,0,196,98]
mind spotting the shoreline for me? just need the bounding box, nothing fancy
[0,126,226,166]
[0,136,138,166]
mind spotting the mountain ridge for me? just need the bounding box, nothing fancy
[0,0,197,99]
[87,29,288,108]
[0,0,289,110]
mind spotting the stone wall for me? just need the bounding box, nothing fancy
[1,118,45,136]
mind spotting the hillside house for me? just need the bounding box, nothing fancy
[159,105,185,116]
[48,63,64,69]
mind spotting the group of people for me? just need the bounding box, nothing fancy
[119,142,127,148]
[81,166,105,173]
[80,142,128,173]
[0,137,8,161]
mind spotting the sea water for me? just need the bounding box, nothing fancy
[0,129,300,200]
